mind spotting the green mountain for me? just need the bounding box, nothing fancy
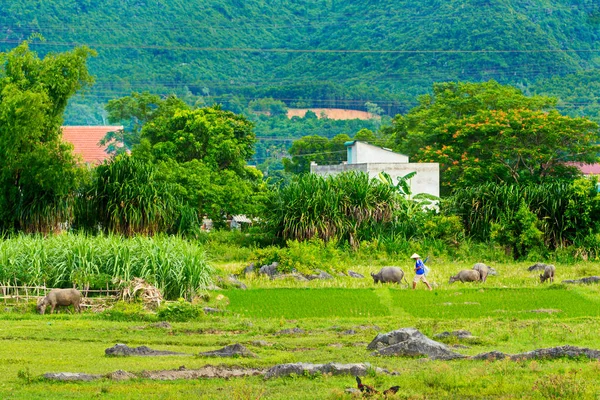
[2,0,600,123]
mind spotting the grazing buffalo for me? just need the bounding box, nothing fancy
[540,265,556,283]
[37,288,82,315]
[449,270,481,284]
[371,267,405,285]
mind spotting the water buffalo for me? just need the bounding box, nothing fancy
[472,263,490,282]
[449,270,481,284]
[371,267,405,285]
[540,264,556,283]
[37,288,82,315]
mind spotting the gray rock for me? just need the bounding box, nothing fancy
[471,351,507,361]
[106,370,136,381]
[509,345,600,361]
[251,340,272,347]
[242,263,255,275]
[342,329,357,335]
[199,344,256,358]
[150,321,172,329]
[528,262,550,272]
[264,362,389,379]
[228,275,247,289]
[563,276,600,284]
[367,328,465,360]
[471,345,600,361]
[259,262,278,277]
[306,270,334,280]
[105,344,187,357]
[203,307,226,314]
[434,330,474,339]
[43,372,102,381]
[348,270,364,279]
[276,327,305,335]
[272,273,309,281]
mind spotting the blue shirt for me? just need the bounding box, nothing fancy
[415,259,425,275]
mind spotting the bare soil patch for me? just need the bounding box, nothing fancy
[287,108,377,120]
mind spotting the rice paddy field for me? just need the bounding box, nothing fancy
[1,259,600,399]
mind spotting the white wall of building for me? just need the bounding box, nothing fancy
[311,162,439,198]
[310,141,439,198]
[348,141,409,164]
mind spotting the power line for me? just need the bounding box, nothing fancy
[4,39,600,54]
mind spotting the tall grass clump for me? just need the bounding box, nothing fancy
[0,233,213,300]
[445,178,600,252]
[74,155,187,236]
[264,171,396,246]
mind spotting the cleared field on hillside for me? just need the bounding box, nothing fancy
[287,108,377,120]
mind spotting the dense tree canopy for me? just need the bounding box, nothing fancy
[385,81,599,195]
[102,95,265,225]
[7,0,600,125]
[0,41,95,232]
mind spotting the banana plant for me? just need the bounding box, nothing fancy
[378,171,416,198]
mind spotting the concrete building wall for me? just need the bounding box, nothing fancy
[311,162,439,198]
[349,142,409,164]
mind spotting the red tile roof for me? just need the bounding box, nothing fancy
[61,126,123,164]
[565,162,600,175]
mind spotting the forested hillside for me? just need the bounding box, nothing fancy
[2,0,600,123]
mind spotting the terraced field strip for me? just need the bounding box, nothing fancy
[223,288,391,318]
[390,287,600,319]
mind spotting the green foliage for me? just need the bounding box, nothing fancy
[249,239,345,275]
[105,95,265,226]
[421,108,598,193]
[421,215,464,245]
[387,81,599,195]
[6,1,600,125]
[491,201,545,260]
[263,171,396,246]
[101,301,153,322]
[139,105,256,173]
[446,180,600,249]
[0,233,214,300]
[156,298,203,322]
[224,288,391,318]
[102,92,183,154]
[0,41,95,233]
[75,155,184,235]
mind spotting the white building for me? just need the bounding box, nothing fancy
[310,141,439,198]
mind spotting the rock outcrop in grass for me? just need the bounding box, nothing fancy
[367,328,465,360]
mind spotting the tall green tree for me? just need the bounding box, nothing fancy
[0,41,95,232]
[385,80,556,158]
[385,81,598,195]
[102,92,187,154]
[421,108,598,193]
[108,95,264,226]
[140,105,256,175]
[283,133,352,174]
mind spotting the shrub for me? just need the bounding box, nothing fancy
[157,299,202,322]
[422,214,464,245]
[101,301,154,322]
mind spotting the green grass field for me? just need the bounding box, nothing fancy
[2,278,600,399]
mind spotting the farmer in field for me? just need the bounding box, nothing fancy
[411,253,432,291]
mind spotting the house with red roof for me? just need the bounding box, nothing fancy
[61,126,123,164]
[566,162,600,176]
